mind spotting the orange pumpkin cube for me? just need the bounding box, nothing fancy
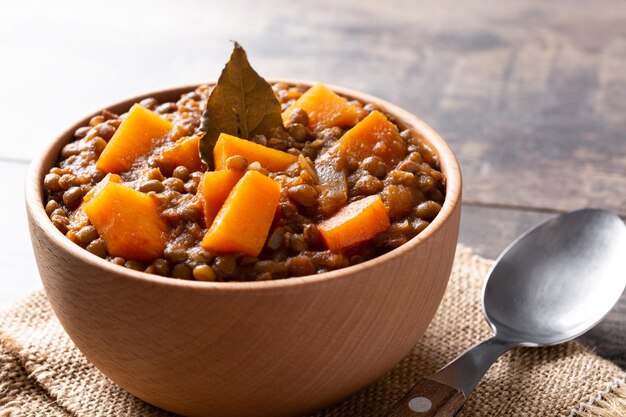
[158,134,204,172]
[282,84,359,130]
[201,171,281,257]
[84,182,168,261]
[68,173,121,230]
[213,133,297,172]
[338,110,406,166]
[196,169,244,227]
[318,194,390,252]
[97,104,173,173]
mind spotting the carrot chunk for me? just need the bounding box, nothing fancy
[84,182,168,261]
[213,133,297,172]
[282,84,359,131]
[157,134,204,172]
[318,194,390,252]
[196,169,244,227]
[97,104,173,173]
[338,110,406,166]
[201,171,281,257]
[68,173,121,230]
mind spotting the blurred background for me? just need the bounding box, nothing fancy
[1,0,625,363]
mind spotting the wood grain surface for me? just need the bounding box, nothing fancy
[383,378,465,417]
[0,0,624,392]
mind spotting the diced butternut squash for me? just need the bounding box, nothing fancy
[282,84,359,131]
[97,104,173,173]
[196,169,244,227]
[213,133,297,172]
[84,182,168,261]
[318,194,390,252]
[157,134,204,172]
[68,173,121,230]
[338,110,406,166]
[201,171,281,257]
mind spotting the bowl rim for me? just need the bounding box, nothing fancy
[26,79,462,292]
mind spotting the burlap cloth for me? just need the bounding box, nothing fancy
[1,246,625,417]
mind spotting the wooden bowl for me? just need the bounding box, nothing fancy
[25,81,462,417]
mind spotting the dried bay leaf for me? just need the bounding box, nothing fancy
[199,42,285,168]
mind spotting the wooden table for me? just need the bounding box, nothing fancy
[1,0,624,369]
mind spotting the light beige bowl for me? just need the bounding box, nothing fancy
[26,81,462,417]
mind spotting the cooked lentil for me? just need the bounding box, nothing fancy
[44,83,445,281]
[193,264,216,281]
[86,238,107,258]
[172,166,190,181]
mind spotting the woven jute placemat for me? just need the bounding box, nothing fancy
[1,246,624,417]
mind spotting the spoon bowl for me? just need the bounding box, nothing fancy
[484,208,626,346]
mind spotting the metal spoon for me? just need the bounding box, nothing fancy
[385,208,626,417]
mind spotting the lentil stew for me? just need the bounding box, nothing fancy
[43,82,446,282]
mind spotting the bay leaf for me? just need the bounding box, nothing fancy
[199,42,285,168]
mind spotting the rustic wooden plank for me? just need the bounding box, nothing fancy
[0,161,41,310]
[412,14,626,216]
[459,204,552,259]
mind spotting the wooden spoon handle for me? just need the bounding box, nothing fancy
[383,377,465,417]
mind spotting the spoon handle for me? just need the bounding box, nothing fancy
[383,377,464,417]
[384,337,517,417]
